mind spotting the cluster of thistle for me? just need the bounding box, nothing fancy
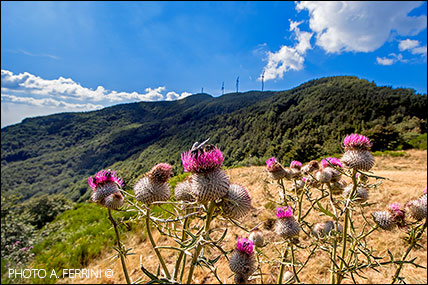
[263,133,427,284]
[373,188,427,231]
[88,142,256,284]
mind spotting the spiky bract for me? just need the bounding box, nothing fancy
[301,160,320,175]
[133,177,170,204]
[372,211,395,230]
[221,184,252,219]
[91,181,121,204]
[341,150,375,171]
[405,199,427,221]
[343,184,368,203]
[248,229,264,247]
[103,192,124,210]
[190,168,229,203]
[174,179,195,202]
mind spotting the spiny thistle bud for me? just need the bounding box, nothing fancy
[388,203,406,228]
[321,157,343,169]
[315,169,332,183]
[323,221,343,235]
[133,176,171,204]
[303,175,320,188]
[405,199,427,221]
[325,167,342,183]
[291,179,305,193]
[174,179,195,202]
[275,206,300,238]
[248,229,264,247]
[341,150,375,171]
[283,271,296,284]
[229,237,257,281]
[147,163,173,183]
[190,168,229,203]
[331,178,347,195]
[301,160,320,175]
[341,134,374,171]
[221,184,252,220]
[266,157,291,180]
[89,169,123,203]
[312,221,343,238]
[103,192,124,210]
[290,161,302,178]
[181,145,224,173]
[372,211,395,230]
[343,184,368,203]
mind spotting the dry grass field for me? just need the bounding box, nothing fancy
[59,150,427,284]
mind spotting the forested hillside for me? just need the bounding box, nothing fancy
[1,76,426,201]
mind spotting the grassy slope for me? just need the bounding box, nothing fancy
[52,150,427,284]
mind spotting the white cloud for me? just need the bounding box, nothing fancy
[260,21,312,81]
[398,39,427,56]
[1,70,192,104]
[1,69,193,127]
[1,94,103,109]
[410,45,427,55]
[296,1,427,53]
[376,57,395,66]
[399,39,420,51]
[376,53,406,65]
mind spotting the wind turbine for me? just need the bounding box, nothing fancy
[261,71,265,91]
[236,76,239,93]
[221,81,224,95]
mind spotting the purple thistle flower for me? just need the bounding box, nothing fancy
[181,146,224,173]
[275,206,294,219]
[88,169,123,190]
[13,241,20,246]
[266,157,278,169]
[21,247,27,251]
[290,160,303,169]
[343,134,373,151]
[29,246,34,249]
[236,237,254,255]
[321,157,343,169]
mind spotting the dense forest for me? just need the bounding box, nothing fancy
[1,76,426,202]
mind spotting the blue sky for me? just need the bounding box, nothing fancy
[1,1,427,127]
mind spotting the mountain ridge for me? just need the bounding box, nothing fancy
[1,75,426,201]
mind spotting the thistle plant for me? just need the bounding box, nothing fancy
[88,169,130,284]
[84,135,425,284]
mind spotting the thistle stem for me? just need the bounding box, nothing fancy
[256,250,264,284]
[290,242,300,283]
[186,200,217,284]
[391,220,427,284]
[330,239,337,284]
[277,246,288,284]
[146,206,172,280]
[336,169,357,284]
[108,209,131,284]
[279,179,288,206]
[173,211,191,281]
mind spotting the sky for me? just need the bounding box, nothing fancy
[1,1,427,127]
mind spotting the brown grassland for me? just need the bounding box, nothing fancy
[59,150,427,284]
